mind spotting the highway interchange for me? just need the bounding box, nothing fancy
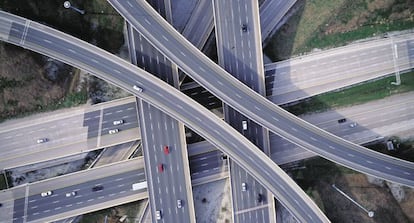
[2,0,411,221]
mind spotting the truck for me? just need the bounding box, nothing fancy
[132,181,148,191]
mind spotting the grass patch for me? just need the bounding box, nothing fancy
[265,0,414,61]
[284,71,414,115]
[0,173,8,190]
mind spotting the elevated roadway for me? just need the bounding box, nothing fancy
[212,0,274,222]
[0,10,325,222]
[0,97,139,170]
[3,90,414,222]
[108,0,414,192]
[127,2,196,220]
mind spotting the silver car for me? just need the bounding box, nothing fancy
[113,120,124,125]
[65,191,76,197]
[37,138,48,144]
[41,191,52,197]
[155,210,161,220]
[109,129,119,134]
[242,183,247,192]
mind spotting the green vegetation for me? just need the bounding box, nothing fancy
[285,71,414,116]
[0,173,8,190]
[265,0,414,61]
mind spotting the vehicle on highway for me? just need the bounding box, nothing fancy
[0,203,3,207]
[349,122,358,128]
[109,129,119,134]
[92,185,104,192]
[241,24,248,32]
[41,191,53,197]
[132,181,148,191]
[337,118,347,123]
[155,210,162,220]
[36,138,48,144]
[177,199,182,208]
[220,153,228,160]
[113,120,124,125]
[158,163,164,173]
[65,191,76,197]
[133,85,143,92]
[163,145,170,155]
[257,193,264,203]
[241,183,247,191]
[242,120,248,130]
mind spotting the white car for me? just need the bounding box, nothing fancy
[241,183,247,192]
[65,191,76,197]
[37,138,48,144]
[242,120,248,131]
[113,120,124,125]
[133,85,143,92]
[41,191,52,197]
[109,129,119,134]
[349,122,358,128]
[177,199,182,208]
[155,210,162,220]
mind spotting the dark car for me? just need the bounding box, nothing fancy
[257,193,264,203]
[92,185,104,192]
[241,24,248,32]
[337,118,347,123]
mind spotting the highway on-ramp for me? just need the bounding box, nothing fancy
[0,10,327,222]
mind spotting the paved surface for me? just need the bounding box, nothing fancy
[0,96,139,170]
[212,0,274,222]
[260,0,297,42]
[110,0,414,192]
[3,9,414,222]
[127,2,196,221]
[265,33,414,104]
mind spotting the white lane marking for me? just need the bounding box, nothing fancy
[117,184,125,187]
[235,93,242,98]
[217,80,224,86]
[127,1,134,8]
[109,193,116,197]
[115,177,123,181]
[144,18,151,25]
[403,172,411,175]
[385,166,392,170]
[126,107,134,110]
[200,67,206,72]
[52,200,59,204]
[201,163,208,167]
[162,35,169,41]
[54,207,62,210]
[156,92,164,97]
[272,117,279,122]
[254,106,261,111]
[180,51,186,57]
[65,204,73,207]
[76,201,83,205]
[91,59,99,63]
[31,205,38,209]
[347,153,355,157]
[43,209,51,213]
[310,137,317,141]
[87,199,94,202]
[291,127,298,132]
[33,212,39,216]
[329,145,336,150]
[68,49,76,54]
[43,39,52,44]
[113,69,121,74]
[366,160,373,164]
[98,196,105,199]
[29,199,36,203]
[120,190,126,194]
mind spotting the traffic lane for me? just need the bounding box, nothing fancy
[139,102,190,223]
[11,170,145,222]
[8,12,330,222]
[101,102,139,136]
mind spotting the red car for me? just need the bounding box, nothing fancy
[163,146,170,155]
[158,164,164,173]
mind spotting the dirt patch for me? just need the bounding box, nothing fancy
[293,158,413,222]
[0,43,70,121]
